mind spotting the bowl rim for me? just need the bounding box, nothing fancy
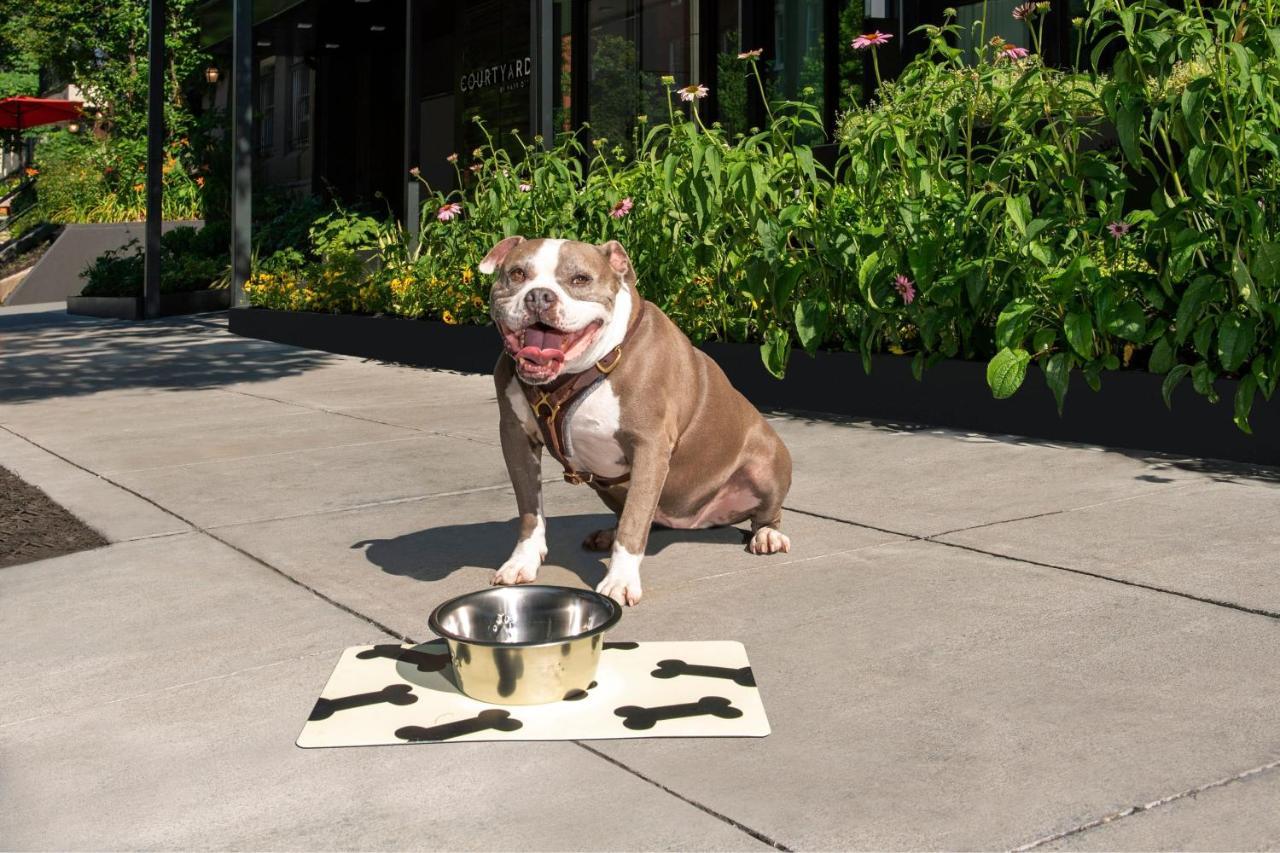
[427,584,623,648]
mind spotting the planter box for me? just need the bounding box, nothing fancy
[228,307,1278,465]
[68,289,230,320]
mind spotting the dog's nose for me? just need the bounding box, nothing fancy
[524,288,557,311]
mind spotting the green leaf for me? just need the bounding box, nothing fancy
[1162,364,1191,409]
[1232,251,1263,316]
[1233,374,1257,434]
[1192,361,1220,403]
[986,347,1031,400]
[794,298,829,354]
[911,351,925,382]
[1005,195,1031,237]
[1148,336,1175,375]
[857,251,881,310]
[1174,278,1215,344]
[1064,311,1094,358]
[995,299,1036,349]
[1216,314,1257,372]
[1042,353,1070,415]
[1103,301,1147,342]
[1032,328,1057,355]
[759,325,791,379]
[1116,101,1144,168]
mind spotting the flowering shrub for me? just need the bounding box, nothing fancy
[249,0,1280,432]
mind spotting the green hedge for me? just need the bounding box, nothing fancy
[249,0,1280,432]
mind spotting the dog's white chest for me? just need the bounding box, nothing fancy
[563,381,629,479]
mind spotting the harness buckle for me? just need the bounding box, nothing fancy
[564,471,594,486]
[596,346,622,375]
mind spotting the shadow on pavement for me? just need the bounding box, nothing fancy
[0,310,335,404]
[353,513,747,587]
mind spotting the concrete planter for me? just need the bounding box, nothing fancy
[228,307,1278,465]
[68,289,230,320]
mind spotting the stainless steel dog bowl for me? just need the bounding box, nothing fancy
[428,585,622,705]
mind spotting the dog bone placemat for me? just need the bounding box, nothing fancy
[297,640,769,747]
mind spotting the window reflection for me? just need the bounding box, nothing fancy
[587,0,692,148]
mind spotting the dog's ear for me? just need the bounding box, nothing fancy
[598,240,634,280]
[477,235,525,275]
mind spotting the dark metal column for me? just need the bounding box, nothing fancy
[530,0,554,146]
[144,0,165,320]
[230,0,253,308]
[403,0,419,247]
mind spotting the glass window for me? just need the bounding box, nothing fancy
[256,60,275,156]
[288,60,311,150]
[456,0,532,156]
[953,0,1029,62]
[586,0,692,149]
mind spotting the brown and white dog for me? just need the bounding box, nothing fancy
[480,236,793,606]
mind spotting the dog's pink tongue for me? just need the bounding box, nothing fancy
[519,327,566,365]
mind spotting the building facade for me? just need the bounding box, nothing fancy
[200,0,1081,218]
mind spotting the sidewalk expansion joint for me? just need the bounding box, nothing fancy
[783,503,1280,622]
[0,425,412,644]
[1012,755,1280,850]
[574,742,793,851]
[224,386,497,447]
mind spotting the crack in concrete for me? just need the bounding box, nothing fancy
[1012,757,1280,851]
[784,504,1280,621]
[574,742,793,851]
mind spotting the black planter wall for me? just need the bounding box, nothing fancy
[228,308,1278,465]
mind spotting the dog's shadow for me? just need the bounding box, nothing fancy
[353,514,746,586]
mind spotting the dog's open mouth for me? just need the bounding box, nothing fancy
[502,320,603,382]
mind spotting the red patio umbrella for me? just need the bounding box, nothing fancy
[0,97,83,130]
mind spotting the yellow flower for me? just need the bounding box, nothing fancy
[442,310,457,325]
[461,268,474,284]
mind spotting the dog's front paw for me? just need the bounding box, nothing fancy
[492,545,543,586]
[748,527,791,555]
[597,573,643,606]
[597,546,643,606]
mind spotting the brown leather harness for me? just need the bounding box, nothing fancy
[515,304,644,487]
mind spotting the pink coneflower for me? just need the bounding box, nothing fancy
[446,152,458,164]
[437,202,462,222]
[678,84,709,102]
[893,274,916,304]
[852,31,893,50]
[737,48,763,60]
[409,166,420,176]
[1001,44,1030,60]
[1012,2,1037,21]
[518,183,532,192]
[609,197,634,219]
[1107,220,1131,239]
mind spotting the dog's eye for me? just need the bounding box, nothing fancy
[571,274,591,286]
[508,268,526,283]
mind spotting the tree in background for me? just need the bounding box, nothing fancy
[0,0,221,226]
[0,0,209,138]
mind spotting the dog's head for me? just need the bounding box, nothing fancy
[479,236,635,385]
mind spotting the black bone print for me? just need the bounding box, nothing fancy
[309,683,417,721]
[651,659,756,687]
[614,696,743,730]
[394,709,523,742]
[355,644,450,672]
[603,641,639,650]
[562,681,598,701]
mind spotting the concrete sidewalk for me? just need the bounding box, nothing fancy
[2,304,1279,851]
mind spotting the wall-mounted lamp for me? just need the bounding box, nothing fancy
[205,65,221,84]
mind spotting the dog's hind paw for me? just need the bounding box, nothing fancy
[748,527,791,555]
[582,528,616,552]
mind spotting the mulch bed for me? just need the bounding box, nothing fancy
[0,465,108,568]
